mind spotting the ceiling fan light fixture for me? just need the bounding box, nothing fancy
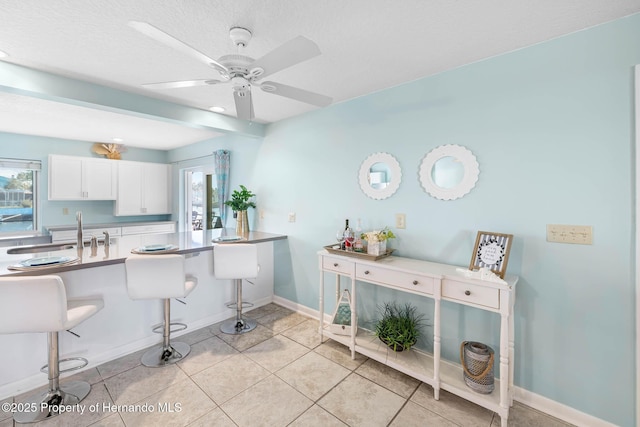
[229,27,252,48]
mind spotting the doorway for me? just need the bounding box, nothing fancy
[184,167,222,231]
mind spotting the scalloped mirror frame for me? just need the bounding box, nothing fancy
[358,152,402,200]
[419,144,479,200]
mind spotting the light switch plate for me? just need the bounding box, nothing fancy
[395,213,406,229]
[546,224,593,245]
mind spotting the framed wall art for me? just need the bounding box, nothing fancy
[469,231,513,279]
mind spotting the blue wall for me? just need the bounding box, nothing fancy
[252,14,640,427]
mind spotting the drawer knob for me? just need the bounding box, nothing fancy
[364,270,370,275]
[465,290,471,296]
[333,263,339,267]
[412,280,418,285]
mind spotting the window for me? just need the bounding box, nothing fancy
[0,158,40,235]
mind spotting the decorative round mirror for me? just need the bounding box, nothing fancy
[358,152,402,200]
[419,145,479,200]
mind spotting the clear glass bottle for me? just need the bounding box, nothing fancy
[354,218,364,252]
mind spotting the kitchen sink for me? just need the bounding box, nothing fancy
[7,243,76,254]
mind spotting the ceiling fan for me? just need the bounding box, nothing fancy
[128,21,333,121]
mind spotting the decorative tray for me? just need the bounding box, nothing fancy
[131,244,179,254]
[323,244,394,261]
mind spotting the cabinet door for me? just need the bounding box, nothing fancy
[143,163,171,214]
[49,155,117,200]
[49,155,83,200]
[114,161,171,216]
[114,161,143,215]
[83,159,116,200]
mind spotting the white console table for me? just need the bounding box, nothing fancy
[318,249,518,426]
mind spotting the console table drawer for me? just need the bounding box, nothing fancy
[322,257,354,275]
[356,265,434,295]
[442,280,500,309]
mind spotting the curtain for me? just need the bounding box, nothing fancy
[214,150,230,226]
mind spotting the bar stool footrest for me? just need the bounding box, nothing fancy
[152,322,187,334]
[39,357,88,374]
[225,301,254,310]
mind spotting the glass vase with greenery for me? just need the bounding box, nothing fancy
[224,185,256,212]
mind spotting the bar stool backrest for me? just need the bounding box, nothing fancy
[213,244,258,280]
[0,275,68,334]
[125,254,189,300]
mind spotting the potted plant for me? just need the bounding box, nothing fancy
[374,302,425,352]
[224,185,256,234]
[362,227,396,255]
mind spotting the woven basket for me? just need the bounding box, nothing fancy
[460,341,495,394]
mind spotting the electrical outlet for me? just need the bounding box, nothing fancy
[288,212,296,223]
[546,224,593,244]
[62,208,69,215]
[395,213,406,229]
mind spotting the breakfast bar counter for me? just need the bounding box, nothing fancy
[0,229,286,276]
[0,229,287,399]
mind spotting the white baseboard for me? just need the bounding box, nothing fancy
[513,386,618,427]
[273,295,618,427]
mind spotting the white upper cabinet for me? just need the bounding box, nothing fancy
[48,155,116,200]
[114,161,171,216]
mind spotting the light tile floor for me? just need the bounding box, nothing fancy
[0,304,574,427]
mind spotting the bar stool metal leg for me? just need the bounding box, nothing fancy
[141,299,191,367]
[221,279,257,334]
[14,331,90,424]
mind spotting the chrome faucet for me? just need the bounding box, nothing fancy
[76,211,83,248]
[103,231,110,247]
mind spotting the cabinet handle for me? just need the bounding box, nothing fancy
[412,280,418,285]
[333,263,338,267]
[364,270,370,275]
[465,290,471,296]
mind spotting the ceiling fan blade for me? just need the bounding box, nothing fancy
[142,79,223,89]
[234,89,254,121]
[249,36,321,79]
[260,81,332,107]
[128,21,229,75]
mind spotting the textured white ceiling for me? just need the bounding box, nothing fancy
[0,0,638,149]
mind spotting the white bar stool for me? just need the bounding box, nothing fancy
[125,254,197,367]
[213,243,259,334]
[0,275,104,424]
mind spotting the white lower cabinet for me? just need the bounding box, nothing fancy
[114,161,171,216]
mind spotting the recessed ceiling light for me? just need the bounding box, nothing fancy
[0,50,8,58]
[209,106,225,113]
[112,137,123,143]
